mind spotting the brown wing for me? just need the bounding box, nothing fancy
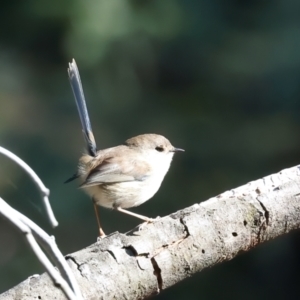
[81,155,151,187]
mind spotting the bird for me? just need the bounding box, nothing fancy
[66,59,184,237]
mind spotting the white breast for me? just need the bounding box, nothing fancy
[83,151,174,209]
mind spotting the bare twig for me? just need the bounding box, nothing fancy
[0,146,58,227]
[0,198,83,300]
[18,212,82,298]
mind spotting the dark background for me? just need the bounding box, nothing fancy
[1,1,300,299]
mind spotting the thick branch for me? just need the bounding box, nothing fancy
[1,165,300,300]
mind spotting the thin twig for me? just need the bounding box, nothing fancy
[18,213,82,298]
[0,198,83,300]
[0,146,58,227]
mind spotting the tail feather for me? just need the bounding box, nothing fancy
[68,59,97,157]
[64,173,79,184]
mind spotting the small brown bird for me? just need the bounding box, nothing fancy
[66,59,184,237]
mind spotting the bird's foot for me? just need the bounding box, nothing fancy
[138,216,160,231]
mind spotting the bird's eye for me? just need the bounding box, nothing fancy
[155,146,164,152]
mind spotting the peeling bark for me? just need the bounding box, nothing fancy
[1,165,300,299]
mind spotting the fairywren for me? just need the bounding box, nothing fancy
[66,59,184,237]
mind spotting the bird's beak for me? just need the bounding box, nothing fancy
[172,147,185,152]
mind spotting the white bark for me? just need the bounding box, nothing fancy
[1,165,300,300]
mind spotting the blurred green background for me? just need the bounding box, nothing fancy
[1,0,300,299]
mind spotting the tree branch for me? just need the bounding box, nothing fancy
[1,165,300,300]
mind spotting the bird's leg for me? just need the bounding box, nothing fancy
[93,202,106,238]
[115,207,154,222]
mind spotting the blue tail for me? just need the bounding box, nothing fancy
[68,59,97,157]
